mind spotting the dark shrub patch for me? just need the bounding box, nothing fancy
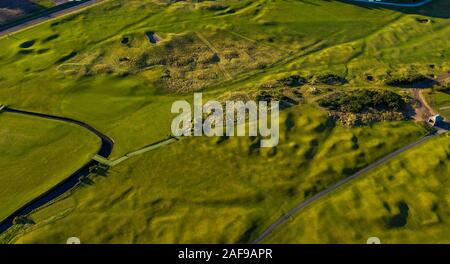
[201,4,228,11]
[19,40,36,49]
[385,74,438,88]
[224,9,236,14]
[280,96,299,109]
[56,51,78,64]
[387,201,409,228]
[37,49,50,54]
[314,73,347,85]
[13,215,35,225]
[278,75,308,87]
[121,37,129,45]
[18,49,34,55]
[256,90,273,102]
[318,89,406,113]
[42,34,59,43]
[416,18,431,24]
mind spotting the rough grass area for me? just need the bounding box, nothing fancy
[0,0,449,243]
[0,113,99,222]
[0,0,448,158]
[264,134,450,244]
[318,89,408,126]
[6,105,426,244]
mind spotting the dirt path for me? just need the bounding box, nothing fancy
[412,71,450,121]
[412,89,435,121]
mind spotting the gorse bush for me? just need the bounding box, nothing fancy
[318,89,406,113]
[384,73,437,88]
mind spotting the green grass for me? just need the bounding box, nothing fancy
[7,105,426,243]
[0,0,448,158]
[263,134,450,244]
[0,112,100,222]
[0,0,448,243]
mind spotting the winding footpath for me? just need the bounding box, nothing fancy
[0,107,113,234]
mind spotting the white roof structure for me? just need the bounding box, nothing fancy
[428,114,444,125]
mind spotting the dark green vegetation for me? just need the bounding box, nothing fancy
[319,89,406,114]
[384,73,438,88]
[318,89,408,126]
[0,0,449,243]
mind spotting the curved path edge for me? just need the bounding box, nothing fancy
[0,107,113,234]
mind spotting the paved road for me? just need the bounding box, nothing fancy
[347,0,433,7]
[0,107,113,234]
[252,133,438,243]
[0,0,100,38]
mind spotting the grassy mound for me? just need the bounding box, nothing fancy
[264,135,450,244]
[5,106,426,244]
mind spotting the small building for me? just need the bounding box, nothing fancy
[428,114,444,126]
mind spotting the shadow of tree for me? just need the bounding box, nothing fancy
[336,0,450,18]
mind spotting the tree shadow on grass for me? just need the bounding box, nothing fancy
[336,0,450,18]
[386,201,409,228]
